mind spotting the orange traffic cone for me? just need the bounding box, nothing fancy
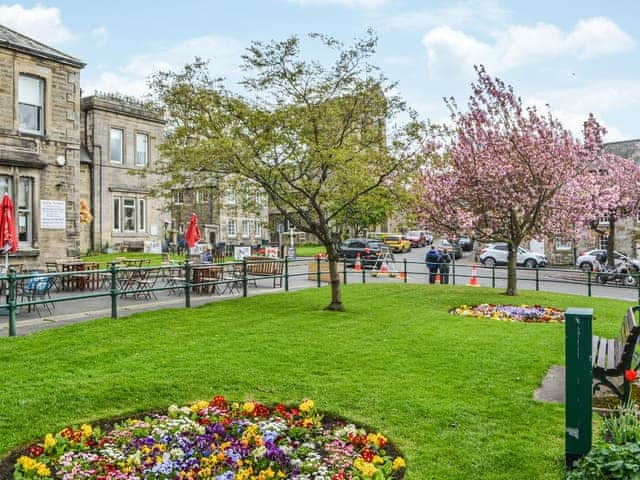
[378,260,389,276]
[398,271,406,280]
[354,253,362,272]
[435,273,441,284]
[468,265,480,287]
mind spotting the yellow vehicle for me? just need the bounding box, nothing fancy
[367,232,411,253]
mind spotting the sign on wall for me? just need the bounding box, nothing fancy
[40,200,66,229]
[234,246,251,260]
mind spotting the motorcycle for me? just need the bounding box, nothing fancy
[595,258,639,286]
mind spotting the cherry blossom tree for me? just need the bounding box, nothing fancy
[582,115,640,268]
[417,66,596,296]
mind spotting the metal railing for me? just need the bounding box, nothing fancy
[3,256,640,336]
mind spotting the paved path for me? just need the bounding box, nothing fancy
[2,248,639,337]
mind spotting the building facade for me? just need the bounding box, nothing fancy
[0,25,84,264]
[80,93,167,253]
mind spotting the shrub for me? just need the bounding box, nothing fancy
[566,443,640,479]
[603,406,640,445]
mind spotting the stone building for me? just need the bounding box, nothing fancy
[0,24,84,264]
[80,93,167,253]
[170,179,270,252]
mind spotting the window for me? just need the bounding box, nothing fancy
[135,133,148,167]
[255,221,262,237]
[228,219,236,236]
[494,244,508,251]
[555,236,572,251]
[174,191,184,205]
[138,199,146,232]
[255,191,263,205]
[123,198,136,232]
[17,177,32,245]
[18,75,44,134]
[226,189,236,204]
[599,235,608,250]
[241,219,250,237]
[196,190,210,204]
[110,128,123,163]
[112,195,146,232]
[598,213,610,225]
[113,197,121,231]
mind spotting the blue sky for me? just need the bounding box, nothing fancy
[1,0,639,140]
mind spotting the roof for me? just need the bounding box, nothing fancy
[0,24,85,68]
[604,139,640,161]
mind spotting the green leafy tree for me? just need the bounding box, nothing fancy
[151,31,426,311]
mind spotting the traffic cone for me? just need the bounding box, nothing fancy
[354,253,362,272]
[468,265,480,287]
[378,260,389,276]
[398,271,406,280]
[435,273,441,284]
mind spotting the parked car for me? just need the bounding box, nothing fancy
[576,249,633,271]
[456,236,474,252]
[404,231,427,248]
[337,238,384,268]
[383,234,411,253]
[437,239,462,259]
[479,243,547,268]
[423,231,434,245]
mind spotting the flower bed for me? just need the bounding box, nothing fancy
[8,397,405,479]
[449,304,564,323]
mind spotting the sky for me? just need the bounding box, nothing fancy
[1,0,639,141]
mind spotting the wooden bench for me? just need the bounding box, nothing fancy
[124,240,145,252]
[245,256,283,288]
[592,305,640,403]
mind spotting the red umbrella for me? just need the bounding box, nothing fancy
[0,193,17,271]
[185,213,201,249]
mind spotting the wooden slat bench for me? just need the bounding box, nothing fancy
[245,256,283,288]
[592,305,640,403]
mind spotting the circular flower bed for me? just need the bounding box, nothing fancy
[9,396,405,479]
[450,304,565,323]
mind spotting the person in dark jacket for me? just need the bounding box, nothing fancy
[425,245,441,284]
[439,247,452,284]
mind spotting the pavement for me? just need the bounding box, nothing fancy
[3,245,640,337]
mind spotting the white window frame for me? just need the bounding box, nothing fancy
[196,190,210,204]
[554,236,572,251]
[135,133,148,167]
[18,74,45,135]
[112,195,147,233]
[255,191,263,205]
[226,189,236,205]
[228,219,237,237]
[174,191,184,205]
[241,219,250,238]
[599,234,609,250]
[138,198,146,232]
[110,128,124,164]
[16,177,32,247]
[113,197,121,232]
[254,220,262,237]
[123,197,136,232]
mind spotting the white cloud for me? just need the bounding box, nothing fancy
[91,26,108,47]
[0,4,73,44]
[82,34,244,97]
[382,0,509,31]
[422,17,635,76]
[288,0,389,8]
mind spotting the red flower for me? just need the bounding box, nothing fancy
[211,395,228,410]
[28,445,44,457]
[332,472,346,480]
[625,369,638,382]
[361,449,375,462]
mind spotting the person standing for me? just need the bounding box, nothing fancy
[439,247,452,284]
[425,245,441,284]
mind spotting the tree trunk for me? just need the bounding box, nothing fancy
[607,217,616,269]
[324,242,344,311]
[506,243,518,296]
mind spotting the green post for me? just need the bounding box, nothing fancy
[316,257,321,288]
[565,307,593,468]
[535,266,540,291]
[403,258,408,284]
[242,258,248,298]
[110,262,118,319]
[492,264,496,289]
[284,257,289,292]
[7,267,16,337]
[451,256,455,285]
[343,257,347,285]
[362,262,366,284]
[184,259,191,308]
[587,270,592,297]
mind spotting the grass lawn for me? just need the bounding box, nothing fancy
[295,244,326,257]
[0,284,626,478]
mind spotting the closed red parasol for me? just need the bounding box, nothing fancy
[185,212,201,249]
[0,193,17,271]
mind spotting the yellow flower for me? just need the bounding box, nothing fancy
[373,455,384,464]
[392,457,406,470]
[354,458,377,477]
[299,399,315,413]
[36,464,51,477]
[43,433,56,450]
[190,400,209,413]
[81,423,93,438]
[243,402,255,414]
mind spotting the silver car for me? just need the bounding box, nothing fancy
[576,249,627,272]
[479,243,548,268]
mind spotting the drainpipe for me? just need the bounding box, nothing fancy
[93,145,103,251]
